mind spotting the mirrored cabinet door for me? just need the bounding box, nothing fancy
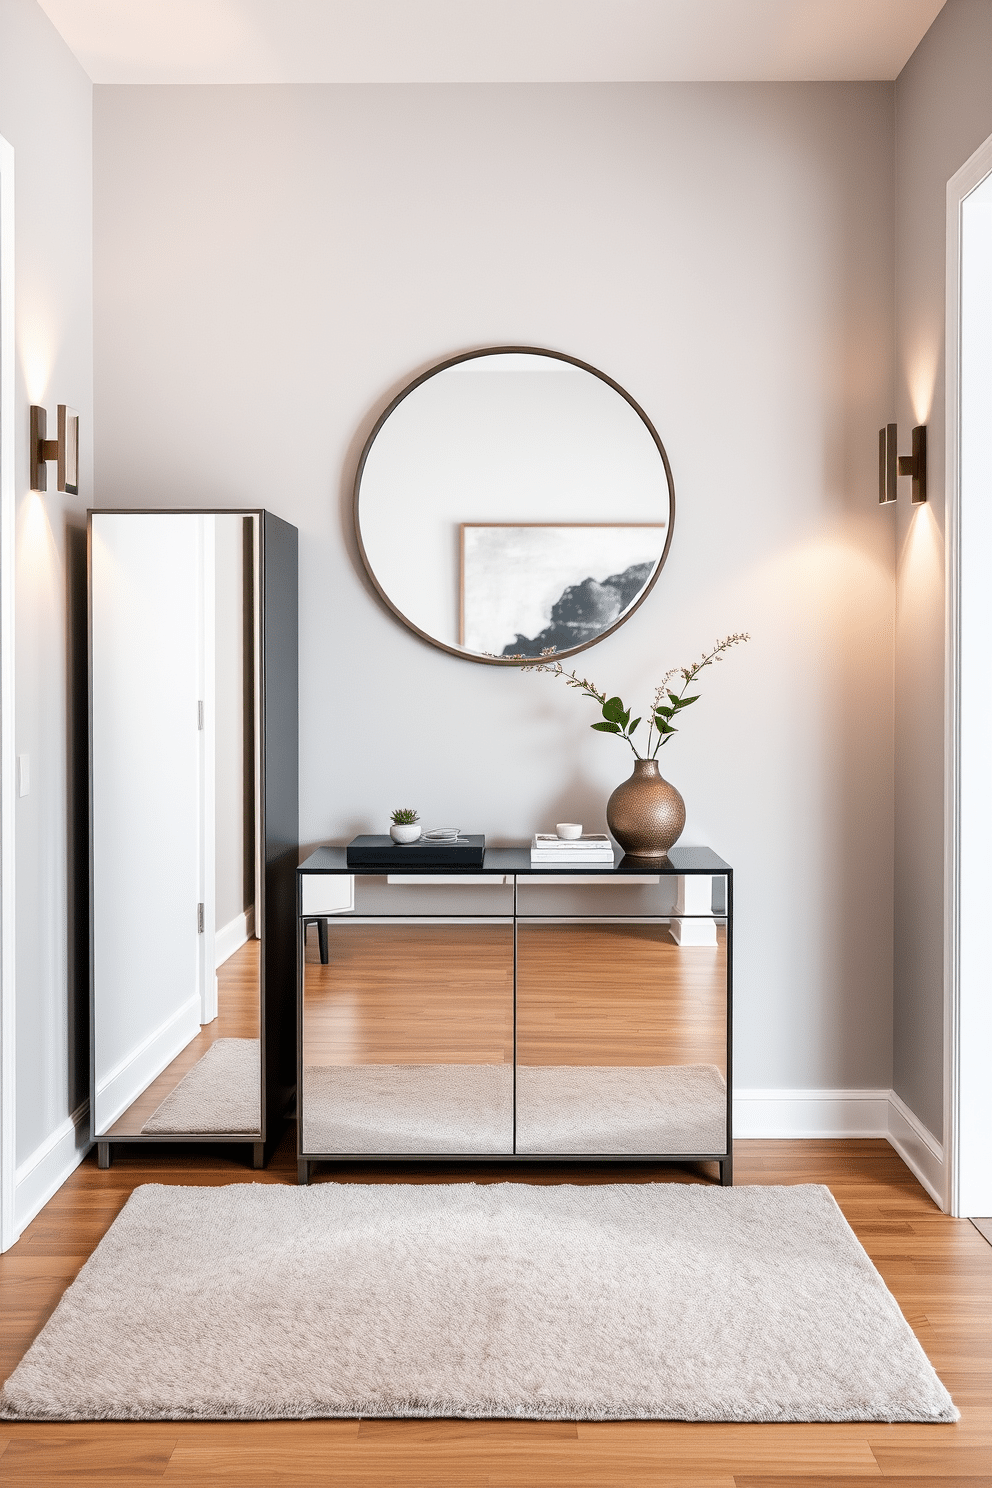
[89,509,298,1157]
[515,893,728,1156]
[301,909,514,1155]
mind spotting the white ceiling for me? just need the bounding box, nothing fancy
[36,0,948,85]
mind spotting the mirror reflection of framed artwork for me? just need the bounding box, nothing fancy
[459,523,668,657]
[354,347,675,664]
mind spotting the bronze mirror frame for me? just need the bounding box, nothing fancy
[353,345,676,665]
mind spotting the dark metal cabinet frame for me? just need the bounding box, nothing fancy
[89,509,298,1170]
[296,845,733,1185]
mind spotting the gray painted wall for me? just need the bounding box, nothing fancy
[0,0,92,1168]
[893,0,992,1140]
[94,81,897,1094]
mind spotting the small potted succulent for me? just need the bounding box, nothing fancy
[390,808,421,844]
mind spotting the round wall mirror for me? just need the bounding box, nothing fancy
[354,346,675,664]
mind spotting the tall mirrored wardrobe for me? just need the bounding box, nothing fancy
[88,509,298,1168]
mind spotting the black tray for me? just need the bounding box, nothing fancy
[346,834,486,870]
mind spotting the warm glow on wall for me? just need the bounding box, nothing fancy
[16,490,61,618]
[908,348,938,427]
[897,497,941,602]
[20,333,53,407]
[20,489,53,551]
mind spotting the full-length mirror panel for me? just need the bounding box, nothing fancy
[90,512,263,1138]
[515,919,728,1155]
[301,915,514,1153]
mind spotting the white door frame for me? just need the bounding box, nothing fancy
[944,129,992,1218]
[0,134,16,1254]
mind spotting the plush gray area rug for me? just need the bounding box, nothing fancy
[302,1064,513,1153]
[141,1039,260,1134]
[516,1063,726,1154]
[302,1063,725,1155]
[971,1217,992,1246]
[0,1181,957,1423]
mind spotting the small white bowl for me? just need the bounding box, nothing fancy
[556,823,583,840]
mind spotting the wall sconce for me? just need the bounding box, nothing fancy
[30,404,79,495]
[878,423,927,505]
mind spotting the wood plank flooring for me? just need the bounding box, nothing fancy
[1,1136,989,1484]
[105,939,260,1136]
[303,924,514,1065]
[302,922,726,1070]
[517,922,726,1069]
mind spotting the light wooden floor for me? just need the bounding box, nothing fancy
[517,922,726,1069]
[303,924,514,1065]
[1,1135,990,1485]
[303,922,726,1071]
[105,939,260,1136]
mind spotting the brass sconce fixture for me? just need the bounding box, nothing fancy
[30,404,79,495]
[878,423,927,505]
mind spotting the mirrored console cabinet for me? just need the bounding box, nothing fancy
[296,846,732,1183]
[89,509,298,1168]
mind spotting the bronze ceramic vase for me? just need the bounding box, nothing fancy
[606,757,686,860]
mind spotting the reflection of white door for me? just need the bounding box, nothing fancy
[91,514,203,1133]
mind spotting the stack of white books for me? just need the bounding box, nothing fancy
[530,834,615,865]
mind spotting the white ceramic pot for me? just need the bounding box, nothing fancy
[390,823,421,843]
[556,823,583,840]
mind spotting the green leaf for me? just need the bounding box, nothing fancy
[655,718,676,735]
[655,705,674,720]
[628,717,641,735]
[675,693,700,709]
[591,721,622,733]
[602,695,627,723]
[667,692,683,708]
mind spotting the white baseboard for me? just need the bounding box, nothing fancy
[93,994,200,1132]
[669,917,718,946]
[734,1086,946,1209]
[886,1090,945,1208]
[215,905,255,969]
[734,1087,890,1138]
[13,1100,90,1242]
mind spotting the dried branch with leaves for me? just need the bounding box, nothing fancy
[518,634,750,758]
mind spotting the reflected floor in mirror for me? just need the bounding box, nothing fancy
[303,922,514,1065]
[302,921,727,1154]
[302,921,725,1067]
[104,938,261,1137]
[517,922,726,1069]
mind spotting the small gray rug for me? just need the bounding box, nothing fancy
[0,1182,957,1422]
[302,1063,725,1155]
[302,1064,513,1153]
[517,1064,726,1154]
[141,1039,260,1134]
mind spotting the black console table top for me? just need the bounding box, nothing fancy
[298,844,731,877]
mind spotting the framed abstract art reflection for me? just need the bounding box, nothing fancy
[459,523,668,658]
